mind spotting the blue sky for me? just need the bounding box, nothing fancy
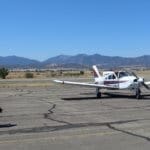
[0,0,150,60]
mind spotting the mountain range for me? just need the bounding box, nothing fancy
[0,54,150,69]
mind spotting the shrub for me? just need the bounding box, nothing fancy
[25,72,34,78]
[0,68,9,79]
[80,71,84,75]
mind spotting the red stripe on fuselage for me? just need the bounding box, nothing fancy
[104,80,127,85]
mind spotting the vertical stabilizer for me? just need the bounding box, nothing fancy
[92,65,101,78]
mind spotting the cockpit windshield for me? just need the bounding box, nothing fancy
[117,71,131,78]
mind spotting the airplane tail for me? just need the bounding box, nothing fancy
[92,65,101,79]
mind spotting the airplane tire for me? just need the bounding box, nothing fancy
[0,107,3,113]
[97,92,101,98]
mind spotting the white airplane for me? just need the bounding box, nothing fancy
[54,65,150,99]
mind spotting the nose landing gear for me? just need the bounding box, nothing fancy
[135,88,142,99]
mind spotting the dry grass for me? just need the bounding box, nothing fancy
[6,70,92,79]
[0,78,55,88]
[133,70,150,80]
[6,71,52,79]
[5,70,150,80]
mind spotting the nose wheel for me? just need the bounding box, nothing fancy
[97,92,101,98]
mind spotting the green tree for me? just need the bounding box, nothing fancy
[0,68,9,79]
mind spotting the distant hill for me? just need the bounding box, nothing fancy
[0,56,40,68]
[43,54,150,68]
[0,54,150,68]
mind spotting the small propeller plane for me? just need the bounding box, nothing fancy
[54,65,150,99]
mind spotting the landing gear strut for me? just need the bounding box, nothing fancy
[135,88,141,99]
[96,88,101,98]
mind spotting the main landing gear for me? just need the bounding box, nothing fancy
[96,87,142,99]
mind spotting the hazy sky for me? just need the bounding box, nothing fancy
[0,0,150,60]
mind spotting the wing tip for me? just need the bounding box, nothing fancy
[53,79,64,84]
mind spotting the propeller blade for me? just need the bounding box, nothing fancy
[131,71,150,89]
[142,82,150,89]
[132,72,139,79]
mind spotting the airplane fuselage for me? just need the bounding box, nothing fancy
[95,71,138,90]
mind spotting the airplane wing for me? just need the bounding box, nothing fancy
[53,80,119,89]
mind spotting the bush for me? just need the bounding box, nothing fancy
[80,71,84,75]
[25,72,34,78]
[62,71,81,77]
[0,68,9,79]
[49,71,57,77]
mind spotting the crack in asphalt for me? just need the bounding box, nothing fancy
[2,93,150,142]
[100,103,150,110]
[107,124,150,142]
[42,102,150,142]
[44,104,72,125]
[0,119,139,136]
[1,103,150,142]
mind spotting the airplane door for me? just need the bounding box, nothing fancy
[118,72,130,89]
[106,73,119,88]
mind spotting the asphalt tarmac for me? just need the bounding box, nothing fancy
[0,78,150,150]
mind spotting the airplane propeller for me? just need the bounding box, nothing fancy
[132,72,150,89]
[131,72,139,79]
[141,80,150,89]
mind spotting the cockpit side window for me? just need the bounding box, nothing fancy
[108,74,116,79]
[119,72,129,78]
